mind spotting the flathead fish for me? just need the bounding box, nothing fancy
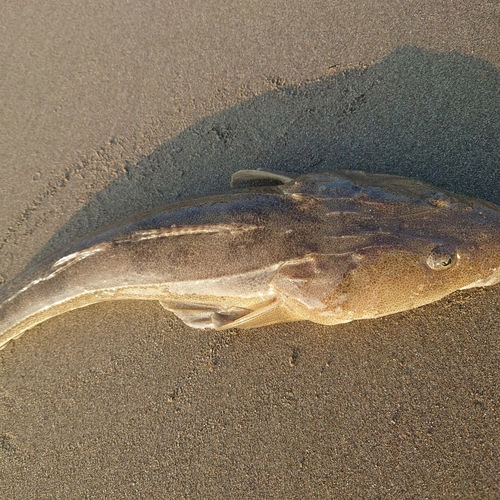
[1,169,500,350]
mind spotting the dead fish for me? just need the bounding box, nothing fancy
[1,169,500,350]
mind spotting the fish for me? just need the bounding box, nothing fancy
[0,169,499,350]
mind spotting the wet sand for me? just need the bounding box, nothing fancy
[1,1,500,498]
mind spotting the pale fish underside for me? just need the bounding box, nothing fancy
[1,169,500,350]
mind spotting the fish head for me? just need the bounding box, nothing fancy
[332,220,500,322]
[280,171,500,322]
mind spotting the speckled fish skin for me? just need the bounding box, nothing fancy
[1,169,500,350]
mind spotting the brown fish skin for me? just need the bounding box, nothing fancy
[0,169,499,350]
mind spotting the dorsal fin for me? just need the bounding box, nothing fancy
[230,169,295,187]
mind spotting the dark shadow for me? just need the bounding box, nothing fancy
[33,46,500,264]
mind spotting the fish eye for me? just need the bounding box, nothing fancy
[426,245,456,271]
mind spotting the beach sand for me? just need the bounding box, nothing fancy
[1,1,500,497]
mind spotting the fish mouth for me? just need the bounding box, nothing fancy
[460,266,500,290]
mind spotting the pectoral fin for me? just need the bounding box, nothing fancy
[160,300,252,329]
[230,169,296,187]
[213,299,301,330]
[160,299,299,330]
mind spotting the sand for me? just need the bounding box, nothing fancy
[1,1,500,498]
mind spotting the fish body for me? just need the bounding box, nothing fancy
[1,169,500,349]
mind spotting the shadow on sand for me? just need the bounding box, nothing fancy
[23,45,500,267]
